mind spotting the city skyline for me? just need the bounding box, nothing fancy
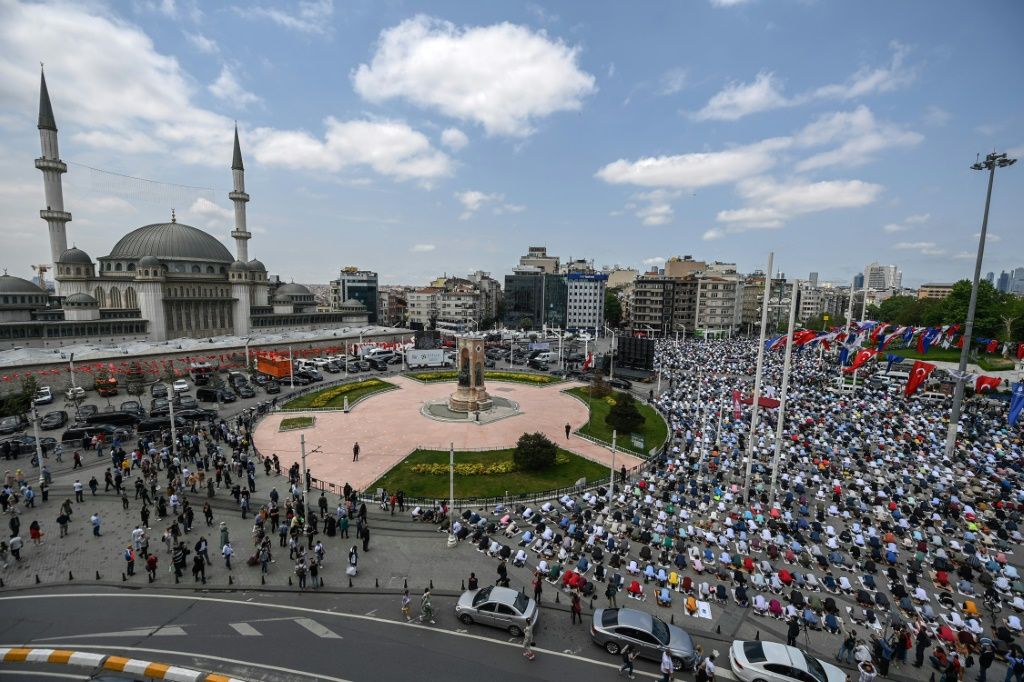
[0,1,1022,288]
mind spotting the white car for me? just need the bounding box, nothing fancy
[172,379,190,393]
[729,641,845,682]
[33,386,53,405]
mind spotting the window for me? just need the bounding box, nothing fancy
[75,267,82,276]
[192,265,201,274]
[206,266,214,274]
[127,262,135,271]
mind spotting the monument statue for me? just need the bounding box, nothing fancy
[448,334,493,412]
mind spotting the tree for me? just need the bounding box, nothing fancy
[605,391,644,435]
[513,432,557,471]
[935,280,1007,338]
[518,318,533,332]
[590,373,612,399]
[604,289,623,327]
[1,375,39,418]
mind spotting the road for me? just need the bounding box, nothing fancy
[0,587,683,681]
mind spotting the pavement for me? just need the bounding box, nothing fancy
[253,375,644,493]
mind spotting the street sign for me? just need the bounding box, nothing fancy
[630,434,644,449]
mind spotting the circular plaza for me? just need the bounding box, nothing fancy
[252,374,651,495]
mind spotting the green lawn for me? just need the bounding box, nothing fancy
[370,448,611,499]
[279,416,314,431]
[405,370,561,385]
[566,386,668,455]
[282,379,395,410]
[890,347,1014,371]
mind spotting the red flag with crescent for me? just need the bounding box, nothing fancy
[975,375,1001,392]
[904,360,936,397]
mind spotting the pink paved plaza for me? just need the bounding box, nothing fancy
[253,376,644,492]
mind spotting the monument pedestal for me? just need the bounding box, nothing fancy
[447,335,492,413]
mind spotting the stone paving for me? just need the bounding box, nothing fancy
[252,376,644,492]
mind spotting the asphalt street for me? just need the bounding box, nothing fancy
[1,587,674,681]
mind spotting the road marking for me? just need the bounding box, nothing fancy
[4,593,736,678]
[364,609,377,616]
[2,644,353,682]
[294,617,342,639]
[0,672,88,680]
[35,626,186,641]
[228,623,261,636]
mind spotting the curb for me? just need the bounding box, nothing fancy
[0,646,246,682]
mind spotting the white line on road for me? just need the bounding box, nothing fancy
[0,672,88,680]
[2,593,737,679]
[293,617,342,639]
[364,609,377,616]
[228,622,261,636]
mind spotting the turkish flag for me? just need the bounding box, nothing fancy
[904,360,936,397]
[986,340,999,353]
[976,375,1001,392]
[732,389,742,420]
[740,395,781,408]
[1018,343,1024,360]
[844,349,877,373]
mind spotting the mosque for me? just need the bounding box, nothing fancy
[0,70,367,350]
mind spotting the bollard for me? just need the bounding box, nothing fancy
[122,573,127,582]
[0,579,4,588]
[671,614,675,624]
[376,578,379,588]
[96,571,101,580]
[461,580,465,591]
[590,595,596,609]
[349,576,353,588]
[755,630,759,640]
[288,576,292,586]
[262,575,266,585]
[716,625,721,634]
[35,574,41,584]
[555,592,560,604]
[228,575,233,585]
[404,578,408,589]
[522,585,526,595]
[430,579,434,590]
[69,571,74,581]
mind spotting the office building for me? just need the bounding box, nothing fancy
[518,246,560,274]
[863,262,902,290]
[330,267,379,323]
[918,283,955,300]
[565,272,607,332]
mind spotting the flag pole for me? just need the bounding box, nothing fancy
[769,278,800,508]
[743,251,774,501]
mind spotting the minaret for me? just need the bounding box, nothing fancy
[35,68,71,277]
[229,124,251,263]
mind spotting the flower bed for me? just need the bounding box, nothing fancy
[279,416,315,431]
[410,452,570,476]
[282,378,395,410]
[406,370,561,385]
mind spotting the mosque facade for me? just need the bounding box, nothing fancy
[0,71,366,350]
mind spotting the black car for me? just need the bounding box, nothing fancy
[236,385,256,399]
[251,373,269,386]
[119,401,146,418]
[351,360,371,372]
[39,410,68,430]
[387,355,404,365]
[61,424,131,443]
[264,381,281,394]
[151,383,168,399]
[77,404,99,420]
[303,369,324,382]
[367,359,388,372]
[3,435,57,455]
[136,415,186,434]
[84,411,141,427]
[527,359,548,371]
[287,374,313,386]
[609,378,633,390]
[176,408,218,422]
[324,361,341,373]
[229,375,249,391]
[150,398,169,412]
[175,395,199,410]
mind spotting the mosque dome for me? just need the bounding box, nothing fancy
[108,222,233,262]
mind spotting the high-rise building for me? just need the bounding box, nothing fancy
[502,268,568,330]
[407,277,481,332]
[863,262,902,290]
[1011,267,1024,295]
[997,271,1010,293]
[664,255,706,279]
[985,272,995,285]
[467,271,503,328]
[518,246,560,274]
[853,273,865,289]
[330,267,379,323]
[565,272,607,332]
[808,272,819,287]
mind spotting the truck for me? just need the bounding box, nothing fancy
[406,349,452,369]
[256,355,292,380]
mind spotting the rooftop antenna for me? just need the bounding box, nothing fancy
[171,208,176,223]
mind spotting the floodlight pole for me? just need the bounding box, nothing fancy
[743,252,774,499]
[944,151,1016,458]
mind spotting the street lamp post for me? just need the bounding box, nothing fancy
[30,405,45,485]
[604,325,616,380]
[944,151,1016,458]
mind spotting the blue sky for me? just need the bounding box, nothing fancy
[0,0,1022,287]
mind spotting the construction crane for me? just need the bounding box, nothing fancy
[31,264,50,291]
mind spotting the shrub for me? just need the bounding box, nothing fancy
[590,374,612,398]
[513,432,557,471]
[605,391,644,435]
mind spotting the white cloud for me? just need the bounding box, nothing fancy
[923,106,951,127]
[208,66,260,107]
[251,118,453,183]
[596,138,789,189]
[411,243,436,253]
[975,232,1000,242]
[658,68,688,96]
[186,197,233,227]
[352,15,596,137]
[894,240,946,256]
[642,257,667,266]
[710,0,752,6]
[883,223,908,233]
[953,251,975,260]
[247,0,334,35]
[186,32,219,54]
[692,43,915,121]
[631,189,680,226]
[454,190,524,219]
[714,176,883,233]
[905,213,930,224]
[794,106,922,171]
[440,127,469,151]
[702,228,726,241]
[693,72,788,121]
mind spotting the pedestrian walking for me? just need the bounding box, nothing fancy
[401,590,412,621]
[222,541,233,570]
[73,480,84,502]
[124,546,135,576]
[570,591,582,624]
[352,442,359,462]
[56,511,69,538]
[295,560,307,589]
[90,512,102,537]
[619,645,639,679]
[606,581,619,608]
[977,640,994,682]
[9,535,22,561]
[564,423,571,439]
[192,554,206,583]
[787,616,800,647]
[532,571,543,603]
[146,553,158,582]
[521,620,535,661]
[419,587,435,624]
[361,523,370,552]
[660,648,674,682]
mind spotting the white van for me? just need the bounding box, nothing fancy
[364,348,395,362]
[295,359,317,372]
[534,351,559,364]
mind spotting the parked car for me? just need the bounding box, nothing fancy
[77,404,99,420]
[264,381,281,394]
[174,395,199,410]
[454,586,539,637]
[591,608,696,671]
[119,401,145,418]
[0,415,27,435]
[386,355,403,365]
[150,398,169,412]
[172,379,190,393]
[285,373,312,386]
[236,385,256,399]
[251,373,270,386]
[39,410,68,430]
[65,386,86,402]
[196,387,236,403]
[609,378,633,390]
[176,408,218,423]
[2,435,57,456]
[151,383,168,399]
[527,359,548,371]
[61,424,131,444]
[33,386,53,405]
[324,361,341,374]
[84,411,141,427]
[729,640,845,682]
[302,369,324,382]
[136,416,186,434]
[367,359,388,372]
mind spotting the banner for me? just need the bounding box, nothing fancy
[1010,382,1024,426]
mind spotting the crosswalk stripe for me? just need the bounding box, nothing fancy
[293,618,342,639]
[228,623,261,637]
